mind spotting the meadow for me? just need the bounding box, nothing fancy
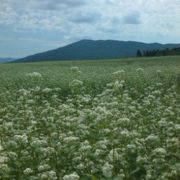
[0,56,180,179]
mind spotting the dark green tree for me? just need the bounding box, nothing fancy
[136,49,142,57]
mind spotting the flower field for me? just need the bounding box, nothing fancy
[0,56,180,179]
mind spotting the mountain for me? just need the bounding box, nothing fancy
[0,57,15,63]
[15,40,180,62]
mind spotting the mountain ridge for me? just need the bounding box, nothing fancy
[0,57,15,63]
[15,40,180,62]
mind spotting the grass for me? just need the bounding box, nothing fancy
[0,56,180,179]
[0,56,180,92]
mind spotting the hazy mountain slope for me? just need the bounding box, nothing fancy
[0,57,15,63]
[15,40,180,62]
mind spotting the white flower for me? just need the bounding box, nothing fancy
[120,129,130,138]
[48,170,57,180]
[0,164,10,173]
[54,87,61,92]
[112,70,125,76]
[136,156,147,164]
[108,149,121,162]
[42,88,53,93]
[71,66,81,75]
[136,68,144,72]
[174,124,180,131]
[79,140,91,152]
[76,163,85,170]
[18,88,30,96]
[126,144,137,153]
[63,172,80,180]
[26,72,42,78]
[156,70,162,74]
[63,136,79,143]
[0,156,8,163]
[71,66,79,72]
[14,134,28,144]
[31,139,47,148]
[114,80,124,90]
[40,173,48,179]
[145,134,159,143]
[69,79,83,88]
[7,152,17,160]
[23,168,33,175]
[158,119,167,127]
[102,162,113,177]
[27,99,34,104]
[119,117,130,125]
[97,139,109,150]
[153,148,167,156]
[0,143,3,151]
[38,164,50,172]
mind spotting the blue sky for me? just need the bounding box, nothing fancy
[0,0,180,58]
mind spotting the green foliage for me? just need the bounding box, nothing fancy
[0,56,180,179]
[136,49,142,57]
[142,47,180,57]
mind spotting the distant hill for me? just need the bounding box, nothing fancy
[15,40,180,62]
[0,57,15,63]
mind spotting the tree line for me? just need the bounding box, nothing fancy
[136,47,180,57]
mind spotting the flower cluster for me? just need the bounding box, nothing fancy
[0,68,179,179]
[26,72,42,78]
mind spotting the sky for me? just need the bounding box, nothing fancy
[0,0,180,58]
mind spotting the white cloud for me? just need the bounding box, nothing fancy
[0,0,179,57]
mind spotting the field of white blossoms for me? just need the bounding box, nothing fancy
[0,56,180,179]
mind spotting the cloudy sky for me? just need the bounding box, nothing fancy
[0,0,180,58]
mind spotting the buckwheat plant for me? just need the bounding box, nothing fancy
[0,66,179,179]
